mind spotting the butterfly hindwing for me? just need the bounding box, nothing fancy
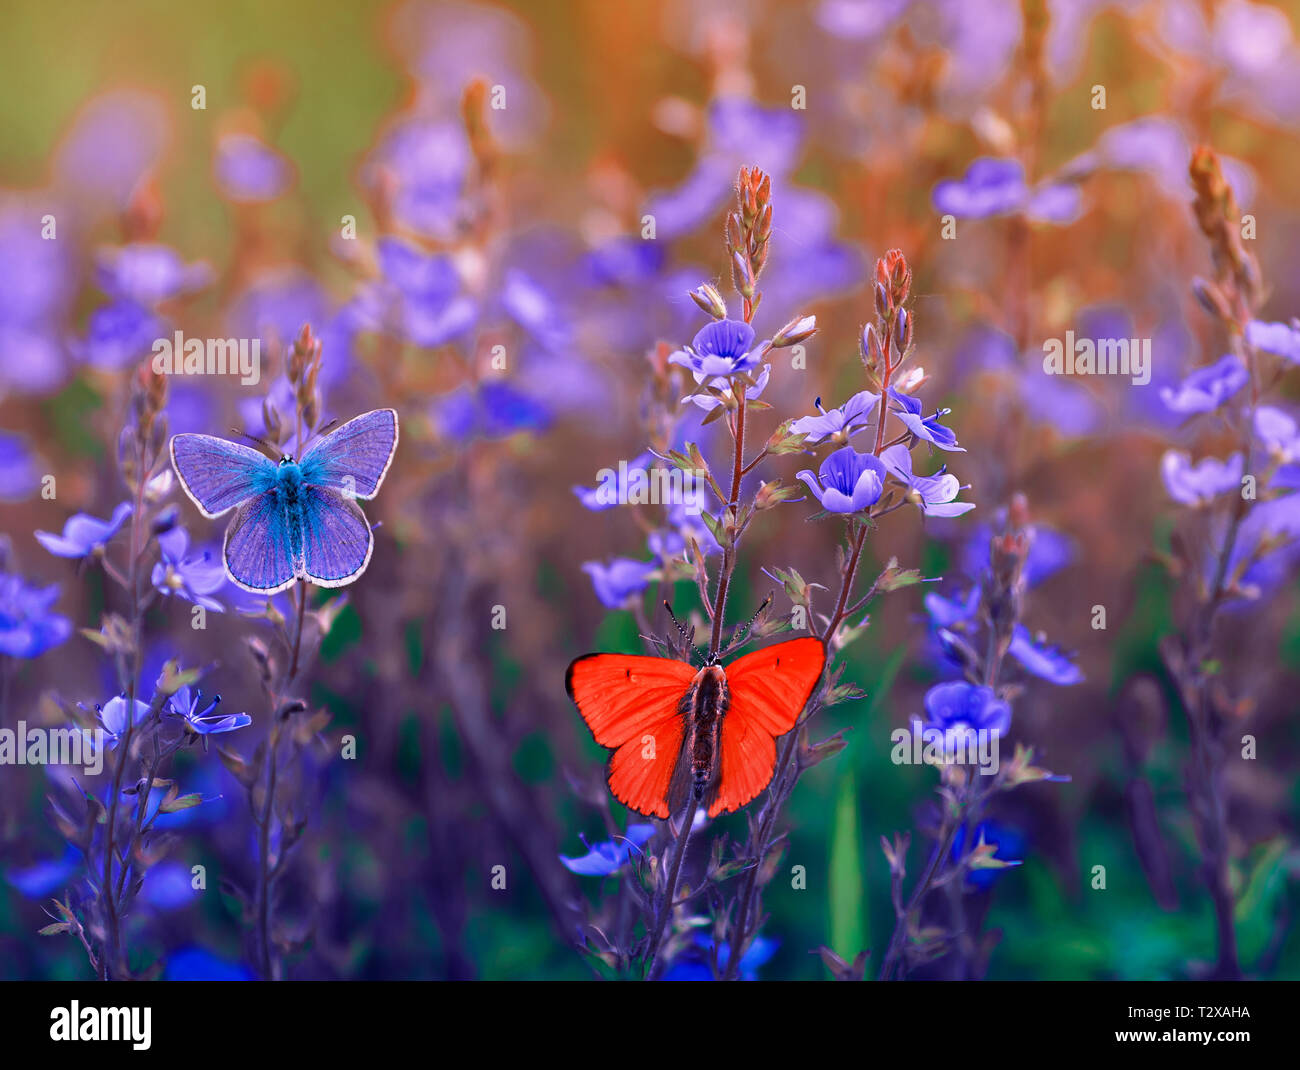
[299,409,398,500]
[171,434,278,518]
[223,490,298,594]
[566,653,696,819]
[300,485,374,587]
[709,637,826,818]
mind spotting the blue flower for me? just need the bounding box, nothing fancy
[1008,627,1084,685]
[789,391,879,444]
[889,388,965,451]
[1247,319,1300,363]
[36,502,132,558]
[582,558,657,609]
[151,528,227,611]
[1161,450,1244,506]
[166,685,251,736]
[1159,353,1248,414]
[951,821,1024,890]
[880,445,975,518]
[89,695,152,749]
[0,573,71,658]
[682,363,770,412]
[914,681,1011,751]
[670,319,763,378]
[559,824,655,876]
[796,447,887,513]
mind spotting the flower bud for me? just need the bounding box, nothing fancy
[772,314,817,347]
[689,283,728,320]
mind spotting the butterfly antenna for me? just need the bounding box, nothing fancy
[230,429,278,455]
[720,593,773,657]
[662,600,694,655]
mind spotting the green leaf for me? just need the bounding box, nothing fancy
[828,770,866,962]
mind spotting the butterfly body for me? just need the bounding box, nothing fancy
[566,637,826,819]
[171,409,398,594]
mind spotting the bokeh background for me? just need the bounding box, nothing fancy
[2,0,1299,980]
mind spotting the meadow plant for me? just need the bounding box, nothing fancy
[568,166,978,981]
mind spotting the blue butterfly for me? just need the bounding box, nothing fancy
[170,409,398,594]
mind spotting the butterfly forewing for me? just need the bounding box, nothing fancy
[566,653,696,819]
[171,435,277,518]
[300,409,398,499]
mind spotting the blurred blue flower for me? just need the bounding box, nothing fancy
[36,502,132,558]
[140,862,199,910]
[881,445,974,518]
[1008,627,1084,686]
[167,685,251,736]
[582,558,656,609]
[796,447,886,513]
[923,586,980,629]
[4,847,80,898]
[932,158,1081,223]
[889,387,965,451]
[1159,353,1248,414]
[163,946,254,981]
[214,133,293,203]
[573,452,653,511]
[951,821,1024,890]
[662,933,778,981]
[1248,319,1300,363]
[77,299,166,370]
[1254,406,1300,461]
[94,243,211,305]
[1161,450,1244,506]
[789,391,879,444]
[0,573,72,658]
[362,116,471,242]
[430,380,552,441]
[670,319,763,378]
[559,824,655,876]
[151,527,227,611]
[960,520,1075,587]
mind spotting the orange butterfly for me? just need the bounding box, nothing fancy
[566,635,826,820]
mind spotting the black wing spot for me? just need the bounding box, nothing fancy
[625,668,632,679]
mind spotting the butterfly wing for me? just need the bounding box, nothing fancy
[300,485,374,587]
[171,435,277,518]
[299,409,398,499]
[222,490,298,594]
[566,653,697,819]
[709,637,826,818]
